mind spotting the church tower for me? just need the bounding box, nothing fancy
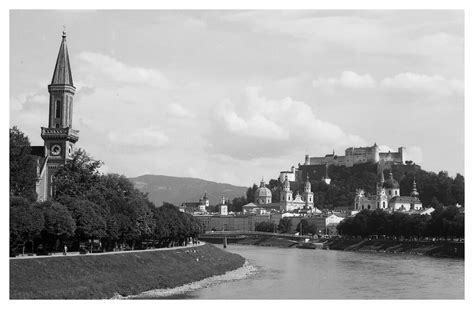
[39,31,79,200]
[303,175,314,208]
[280,175,293,211]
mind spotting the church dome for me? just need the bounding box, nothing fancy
[255,186,272,198]
[383,172,399,189]
[255,179,272,198]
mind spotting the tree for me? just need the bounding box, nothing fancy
[246,184,258,203]
[38,201,76,251]
[10,126,37,201]
[296,219,317,235]
[10,196,44,255]
[277,217,293,234]
[62,198,107,241]
[255,221,276,233]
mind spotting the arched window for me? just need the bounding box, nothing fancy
[368,205,371,210]
[55,100,61,118]
[383,202,386,208]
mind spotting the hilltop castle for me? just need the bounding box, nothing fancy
[306,143,405,168]
[31,32,79,201]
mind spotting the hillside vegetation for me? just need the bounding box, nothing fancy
[129,174,248,206]
[263,163,464,209]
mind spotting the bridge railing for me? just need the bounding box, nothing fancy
[202,230,311,239]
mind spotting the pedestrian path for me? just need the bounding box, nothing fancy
[11,242,205,259]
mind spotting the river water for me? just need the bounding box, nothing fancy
[136,245,464,299]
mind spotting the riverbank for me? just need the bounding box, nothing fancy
[201,234,464,259]
[10,243,245,299]
[324,238,464,258]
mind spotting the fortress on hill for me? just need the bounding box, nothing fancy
[279,143,406,185]
[305,143,405,168]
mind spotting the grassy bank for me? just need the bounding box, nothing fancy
[10,243,245,299]
[324,238,464,258]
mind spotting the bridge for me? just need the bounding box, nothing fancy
[199,230,314,241]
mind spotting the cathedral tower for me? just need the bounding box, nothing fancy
[39,31,79,200]
[303,175,314,208]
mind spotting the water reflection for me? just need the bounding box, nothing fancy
[139,245,464,299]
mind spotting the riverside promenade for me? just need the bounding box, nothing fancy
[10,242,205,259]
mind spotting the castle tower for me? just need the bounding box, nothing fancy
[304,154,310,165]
[39,31,79,201]
[373,142,380,163]
[202,192,209,207]
[398,146,406,164]
[303,175,314,208]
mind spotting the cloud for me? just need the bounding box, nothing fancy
[167,103,194,119]
[77,52,170,89]
[107,127,169,151]
[312,71,463,97]
[312,71,376,89]
[380,73,463,96]
[207,87,365,160]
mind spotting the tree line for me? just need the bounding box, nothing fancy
[10,127,202,256]
[336,207,464,241]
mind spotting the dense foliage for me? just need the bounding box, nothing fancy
[255,221,277,233]
[9,127,202,256]
[295,219,318,236]
[10,127,37,201]
[337,208,464,240]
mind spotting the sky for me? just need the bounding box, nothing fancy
[9,10,464,186]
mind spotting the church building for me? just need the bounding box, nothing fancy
[31,31,79,202]
[354,164,422,212]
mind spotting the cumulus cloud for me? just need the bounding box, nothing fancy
[77,52,170,89]
[167,103,194,119]
[107,127,169,151]
[207,87,365,160]
[380,72,463,96]
[312,71,463,97]
[312,71,376,89]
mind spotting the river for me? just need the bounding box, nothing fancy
[135,244,464,299]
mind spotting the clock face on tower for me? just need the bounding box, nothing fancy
[51,144,62,156]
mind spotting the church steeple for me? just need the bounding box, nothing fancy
[51,30,74,86]
[411,177,420,198]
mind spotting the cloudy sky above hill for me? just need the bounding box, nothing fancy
[10,10,464,186]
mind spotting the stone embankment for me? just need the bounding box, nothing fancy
[323,238,464,258]
[10,243,245,299]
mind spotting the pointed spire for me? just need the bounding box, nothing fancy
[411,176,419,197]
[260,177,265,187]
[51,30,74,86]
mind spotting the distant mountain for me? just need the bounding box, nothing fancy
[129,174,248,207]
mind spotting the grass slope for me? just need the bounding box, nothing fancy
[10,244,245,299]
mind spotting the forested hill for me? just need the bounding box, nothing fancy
[290,163,464,209]
[129,175,248,207]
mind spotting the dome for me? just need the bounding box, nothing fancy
[255,186,272,198]
[383,172,399,189]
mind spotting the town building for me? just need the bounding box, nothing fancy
[31,32,79,202]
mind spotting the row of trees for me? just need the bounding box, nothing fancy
[337,207,464,240]
[10,127,202,255]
